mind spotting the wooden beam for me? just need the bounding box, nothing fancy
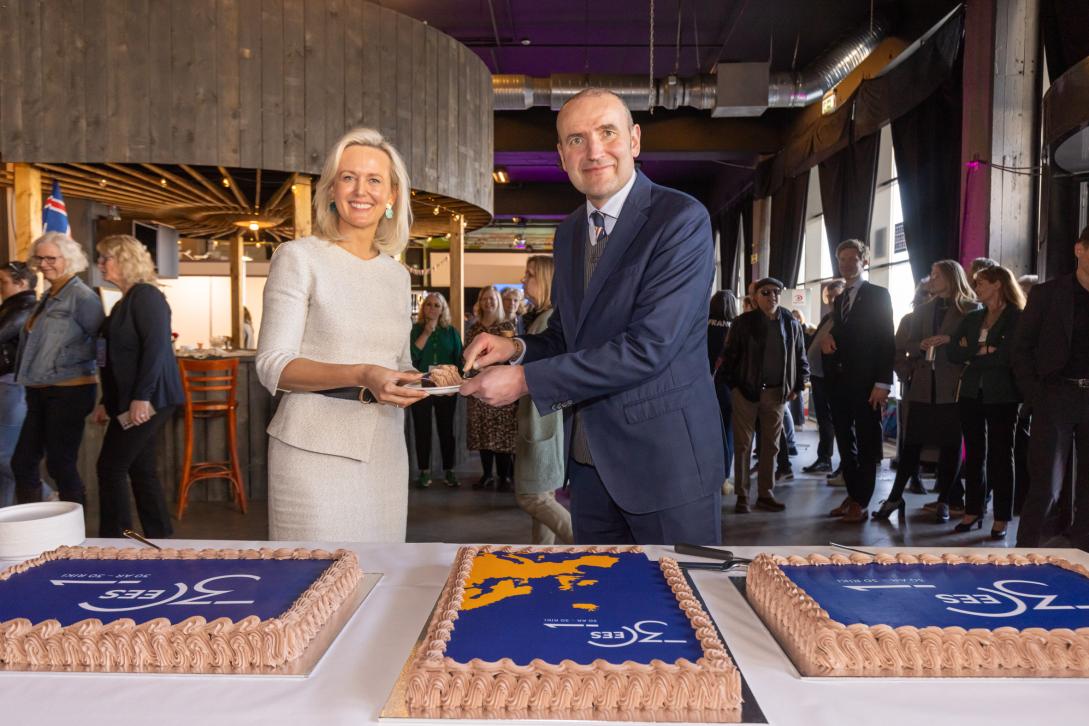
[230,233,245,347]
[145,164,226,206]
[449,214,465,340]
[104,163,208,204]
[264,173,296,212]
[292,175,312,238]
[12,164,43,261]
[217,166,250,210]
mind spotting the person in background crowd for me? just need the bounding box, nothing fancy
[821,239,895,523]
[708,290,742,495]
[890,280,933,496]
[256,127,426,543]
[92,235,184,538]
[1013,272,1038,513]
[742,295,754,313]
[0,261,38,507]
[514,256,572,543]
[465,285,518,491]
[947,265,1025,539]
[242,307,255,349]
[970,257,998,282]
[1017,274,1038,298]
[721,277,809,513]
[873,260,978,522]
[410,292,462,488]
[802,280,844,477]
[502,286,527,336]
[13,233,104,505]
[1014,226,1089,549]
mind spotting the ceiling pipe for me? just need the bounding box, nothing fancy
[492,17,886,114]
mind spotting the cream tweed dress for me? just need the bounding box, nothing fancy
[257,237,413,542]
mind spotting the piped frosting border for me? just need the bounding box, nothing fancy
[746,551,1089,677]
[404,545,742,718]
[0,545,361,671]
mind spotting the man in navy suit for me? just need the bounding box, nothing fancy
[461,88,724,545]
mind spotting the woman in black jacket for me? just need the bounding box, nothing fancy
[708,290,741,493]
[947,265,1025,539]
[92,235,183,537]
[0,261,38,507]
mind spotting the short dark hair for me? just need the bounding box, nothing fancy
[1078,225,1089,247]
[4,260,37,289]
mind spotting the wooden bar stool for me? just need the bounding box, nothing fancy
[176,357,248,519]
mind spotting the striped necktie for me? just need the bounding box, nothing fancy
[841,286,855,321]
[590,210,608,245]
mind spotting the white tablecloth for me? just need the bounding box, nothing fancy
[3,541,1088,726]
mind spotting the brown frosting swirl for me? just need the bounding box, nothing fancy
[746,551,1089,677]
[0,545,361,672]
[404,545,742,720]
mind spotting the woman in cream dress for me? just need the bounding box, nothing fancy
[257,128,426,542]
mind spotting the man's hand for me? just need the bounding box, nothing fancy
[920,334,950,350]
[359,365,426,407]
[820,334,837,355]
[463,333,519,372]
[460,365,528,407]
[868,386,890,411]
[129,400,154,426]
[92,404,109,426]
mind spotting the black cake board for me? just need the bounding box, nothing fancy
[727,577,1089,682]
[379,569,767,725]
[0,571,381,679]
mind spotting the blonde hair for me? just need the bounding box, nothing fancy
[96,234,158,286]
[313,127,412,255]
[416,291,452,328]
[976,266,1027,310]
[931,259,977,314]
[473,285,507,323]
[30,232,88,275]
[525,255,555,310]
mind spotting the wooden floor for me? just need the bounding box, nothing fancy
[75,422,1035,550]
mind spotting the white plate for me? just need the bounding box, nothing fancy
[0,502,85,559]
[406,382,462,396]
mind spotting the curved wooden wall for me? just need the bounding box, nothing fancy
[0,0,493,217]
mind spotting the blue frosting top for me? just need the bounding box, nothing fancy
[0,557,333,625]
[443,551,703,666]
[782,562,1089,630]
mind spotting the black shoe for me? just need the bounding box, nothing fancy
[954,516,983,533]
[906,476,927,495]
[497,477,514,492]
[990,521,1008,540]
[755,496,786,512]
[788,447,799,456]
[935,503,950,522]
[826,468,843,479]
[474,475,495,490]
[871,498,906,521]
[802,460,833,474]
[775,468,794,482]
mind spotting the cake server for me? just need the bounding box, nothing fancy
[123,529,162,550]
[674,543,736,560]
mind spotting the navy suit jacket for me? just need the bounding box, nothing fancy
[521,171,724,514]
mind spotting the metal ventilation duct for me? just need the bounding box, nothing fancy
[492,18,887,116]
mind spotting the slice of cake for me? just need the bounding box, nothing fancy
[747,552,1089,677]
[0,545,361,671]
[405,545,742,721]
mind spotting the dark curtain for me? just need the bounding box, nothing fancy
[818,133,881,260]
[768,173,809,288]
[1041,0,1089,81]
[716,205,743,294]
[1042,173,1082,279]
[890,57,964,284]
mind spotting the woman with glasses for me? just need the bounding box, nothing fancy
[91,235,183,537]
[13,233,104,505]
[0,261,38,507]
[409,292,462,488]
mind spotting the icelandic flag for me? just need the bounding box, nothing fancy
[42,180,69,234]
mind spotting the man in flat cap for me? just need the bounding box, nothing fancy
[720,277,809,512]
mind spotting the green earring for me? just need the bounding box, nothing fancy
[384,202,394,219]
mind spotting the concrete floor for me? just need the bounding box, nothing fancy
[122,422,1022,549]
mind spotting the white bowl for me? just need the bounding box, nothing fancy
[0,502,86,560]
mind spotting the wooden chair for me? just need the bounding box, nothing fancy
[176,357,247,519]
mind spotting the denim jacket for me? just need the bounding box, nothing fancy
[15,276,104,385]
